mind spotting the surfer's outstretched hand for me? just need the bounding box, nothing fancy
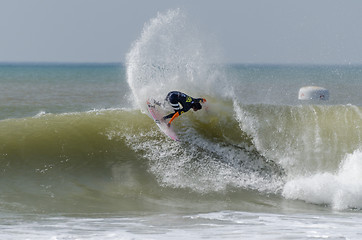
[167,123,171,128]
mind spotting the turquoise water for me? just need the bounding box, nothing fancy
[0,63,127,119]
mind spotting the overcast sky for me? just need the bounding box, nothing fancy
[1,0,362,64]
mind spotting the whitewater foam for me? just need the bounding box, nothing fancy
[124,8,362,203]
[124,8,287,193]
[283,148,362,210]
[126,8,228,112]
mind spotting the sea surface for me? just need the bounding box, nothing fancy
[1,8,362,240]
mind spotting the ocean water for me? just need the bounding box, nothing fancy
[1,8,362,240]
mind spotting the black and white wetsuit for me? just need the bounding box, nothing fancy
[163,91,204,123]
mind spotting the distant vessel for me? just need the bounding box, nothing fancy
[298,86,329,100]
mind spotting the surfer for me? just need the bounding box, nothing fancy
[163,91,206,127]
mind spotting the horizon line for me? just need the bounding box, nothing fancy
[0,61,361,67]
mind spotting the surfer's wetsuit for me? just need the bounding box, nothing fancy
[163,91,206,125]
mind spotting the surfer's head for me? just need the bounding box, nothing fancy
[192,102,202,111]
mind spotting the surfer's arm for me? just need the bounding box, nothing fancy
[193,98,207,103]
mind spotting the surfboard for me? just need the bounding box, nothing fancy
[146,99,179,141]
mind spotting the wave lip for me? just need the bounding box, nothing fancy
[234,101,362,210]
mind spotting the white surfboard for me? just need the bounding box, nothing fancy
[146,99,179,141]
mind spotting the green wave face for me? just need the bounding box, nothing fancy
[1,101,360,213]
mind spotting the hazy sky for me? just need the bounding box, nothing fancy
[1,0,362,64]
